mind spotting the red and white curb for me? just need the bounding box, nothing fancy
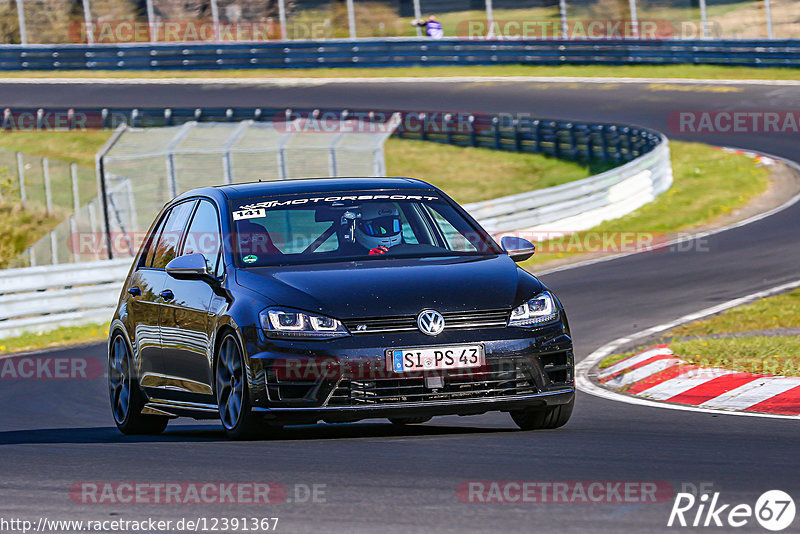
[598,345,800,416]
[576,279,800,420]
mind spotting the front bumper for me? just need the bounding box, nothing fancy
[244,321,574,424]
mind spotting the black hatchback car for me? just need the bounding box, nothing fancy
[108,177,574,439]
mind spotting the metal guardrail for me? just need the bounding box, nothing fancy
[1,38,800,71]
[466,136,672,234]
[0,259,130,338]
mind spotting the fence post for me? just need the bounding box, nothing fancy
[278,0,288,40]
[16,152,26,208]
[50,231,58,265]
[42,157,53,215]
[485,0,494,38]
[70,163,80,216]
[346,0,356,39]
[764,0,774,39]
[146,0,157,43]
[412,0,422,37]
[210,0,221,41]
[698,0,709,39]
[81,0,94,44]
[559,0,568,39]
[628,0,639,39]
[69,214,78,262]
[14,0,27,45]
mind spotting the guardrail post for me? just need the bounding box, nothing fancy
[42,157,53,215]
[514,119,522,152]
[16,152,26,208]
[492,117,500,150]
[14,0,27,45]
[469,115,477,147]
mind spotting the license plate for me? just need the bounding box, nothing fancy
[386,345,485,373]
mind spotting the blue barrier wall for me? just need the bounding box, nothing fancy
[0,38,799,70]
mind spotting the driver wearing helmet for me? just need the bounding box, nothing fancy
[353,203,403,255]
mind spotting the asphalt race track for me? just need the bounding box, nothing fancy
[1,79,799,533]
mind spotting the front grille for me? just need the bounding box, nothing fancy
[326,357,536,406]
[343,309,510,335]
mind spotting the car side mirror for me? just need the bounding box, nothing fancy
[501,236,536,262]
[166,253,212,280]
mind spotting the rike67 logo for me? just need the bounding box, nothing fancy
[668,488,796,531]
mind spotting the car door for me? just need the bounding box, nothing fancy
[125,213,169,381]
[136,199,197,401]
[157,199,222,403]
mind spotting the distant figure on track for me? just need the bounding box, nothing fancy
[412,15,444,39]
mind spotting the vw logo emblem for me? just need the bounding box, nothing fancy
[417,309,445,336]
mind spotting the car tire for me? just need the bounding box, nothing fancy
[214,333,265,440]
[389,416,432,425]
[510,397,574,431]
[108,333,169,435]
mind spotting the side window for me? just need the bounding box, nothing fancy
[151,200,196,269]
[398,205,420,245]
[427,206,478,252]
[181,200,222,276]
[141,211,169,269]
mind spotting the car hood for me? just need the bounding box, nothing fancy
[235,254,543,320]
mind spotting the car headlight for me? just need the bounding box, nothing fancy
[508,291,559,327]
[259,307,349,339]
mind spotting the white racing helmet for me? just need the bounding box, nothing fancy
[355,203,402,250]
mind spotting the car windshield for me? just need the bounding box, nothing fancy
[231,190,499,267]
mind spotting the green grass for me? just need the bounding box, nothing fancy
[5,64,800,80]
[0,171,61,268]
[669,288,800,337]
[524,141,770,266]
[671,336,800,377]
[598,353,634,370]
[0,131,110,167]
[0,322,109,356]
[384,138,611,204]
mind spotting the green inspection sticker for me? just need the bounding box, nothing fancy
[243,255,258,264]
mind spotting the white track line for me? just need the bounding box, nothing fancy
[576,279,800,420]
[1,76,800,86]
